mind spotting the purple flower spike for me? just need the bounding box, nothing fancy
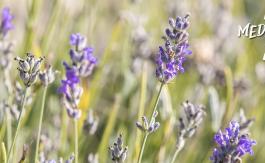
[68,33,97,77]
[70,33,87,51]
[0,7,14,36]
[58,79,83,119]
[63,62,80,84]
[59,33,98,119]
[210,121,256,163]
[156,14,191,83]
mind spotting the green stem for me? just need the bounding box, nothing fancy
[6,109,12,151]
[7,87,29,163]
[137,83,164,163]
[170,148,181,163]
[3,69,13,151]
[74,119,78,163]
[137,133,148,163]
[34,86,48,163]
[1,142,7,163]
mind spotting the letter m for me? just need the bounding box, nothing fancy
[238,23,250,37]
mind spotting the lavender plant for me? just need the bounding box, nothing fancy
[136,110,160,134]
[137,14,192,163]
[170,101,205,163]
[58,33,97,163]
[34,64,56,163]
[7,53,44,163]
[155,14,192,83]
[210,121,256,163]
[39,153,75,163]
[83,110,99,135]
[109,134,128,163]
[58,61,83,163]
[0,7,14,154]
[0,7,13,38]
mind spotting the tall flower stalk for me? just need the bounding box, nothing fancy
[137,83,163,163]
[136,14,192,163]
[7,53,43,163]
[7,88,28,163]
[170,101,205,163]
[58,33,97,163]
[34,65,56,162]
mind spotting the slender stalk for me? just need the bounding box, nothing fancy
[137,83,164,163]
[134,63,147,161]
[74,119,78,163]
[137,134,148,163]
[4,69,13,150]
[6,109,11,151]
[34,86,48,163]
[7,87,29,163]
[1,142,7,163]
[170,148,181,163]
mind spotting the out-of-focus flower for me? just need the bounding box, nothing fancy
[233,109,254,134]
[70,33,87,51]
[39,152,74,163]
[233,78,250,95]
[176,101,205,150]
[210,121,256,163]
[83,110,99,135]
[88,153,98,163]
[109,134,128,162]
[58,78,83,119]
[58,33,98,119]
[0,40,13,69]
[0,7,13,37]
[255,62,265,83]
[0,81,33,122]
[68,33,97,77]
[156,14,192,83]
[39,64,57,86]
[15,53,44,87]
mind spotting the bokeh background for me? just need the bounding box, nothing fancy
[0,0,265,162]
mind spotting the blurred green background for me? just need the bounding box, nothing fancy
[0,0,265,162]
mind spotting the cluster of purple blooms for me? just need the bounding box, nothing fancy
[156,14,192,83]
[0,7,13,37]
[58,33,97,119]
[210,121,256,163]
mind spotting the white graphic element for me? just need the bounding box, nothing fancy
[263,53,265,61]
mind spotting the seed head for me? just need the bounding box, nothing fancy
[15,53,44,87]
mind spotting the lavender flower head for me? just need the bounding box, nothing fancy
[156,14,192,83]
[69,33,97,77]
[58,69,82,119]
[0,7,14,37]
[39,64,57,86]
[109,134,128,162]
[210,121,256,163]
[15,53,44,87]
[58,33,97,119]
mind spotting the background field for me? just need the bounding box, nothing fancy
[0,0,265,162]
